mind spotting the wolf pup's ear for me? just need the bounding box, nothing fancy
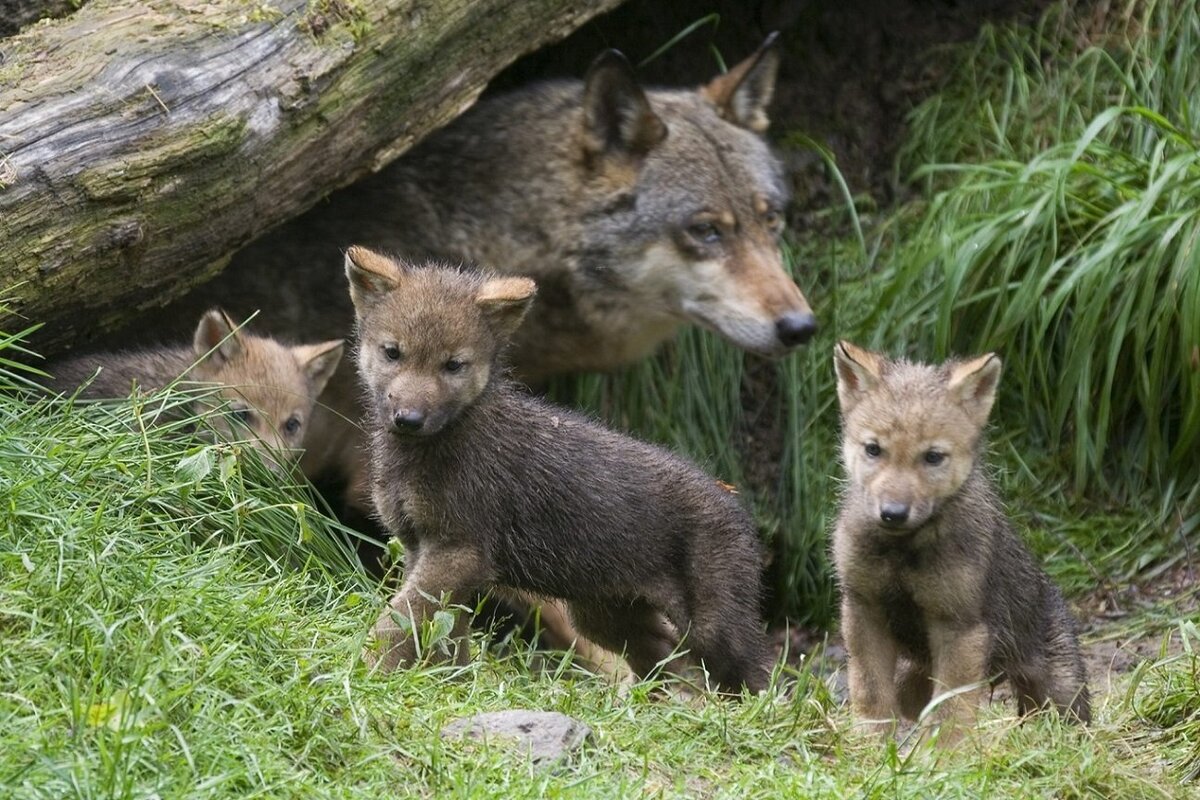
[296,339,344,397]
[947,353,1002,427]
[833,340,883,414]
[194,308,243,364]
[476,277,537,340]
[345,246,405,313]
[582,50,668,162]
[702,31,781,133]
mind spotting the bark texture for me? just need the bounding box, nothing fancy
[0,0,621,353]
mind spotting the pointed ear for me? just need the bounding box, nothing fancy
[295,339,344,397]
[947,353,1002,427]
[582,50,668,161]
[702,31,780,133]
[345,245,405,314]
[193,308,243,364]
[476,277,537,340]
[833,340,884,414]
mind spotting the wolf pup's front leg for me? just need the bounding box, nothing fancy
[366,545,487,670]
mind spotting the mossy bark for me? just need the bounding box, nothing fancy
[0,0,622,354]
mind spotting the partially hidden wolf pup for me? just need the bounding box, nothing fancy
[347,246,771,692]
[45,309,343,463]
[831,342,1089,731]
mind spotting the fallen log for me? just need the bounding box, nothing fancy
[0,0,622,353]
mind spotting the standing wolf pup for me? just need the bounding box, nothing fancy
[831,342,1089,733]
[347,246,770,692]
[45,309,343,464]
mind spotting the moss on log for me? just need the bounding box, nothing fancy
[0,0,622,353]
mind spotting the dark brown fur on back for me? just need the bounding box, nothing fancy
[832,342,1089,730]
[349,248,770,692]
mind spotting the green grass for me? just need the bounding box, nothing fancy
[2,359,1199,796]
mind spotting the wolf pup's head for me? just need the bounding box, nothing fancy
[833,341,1002,533]
[191,309,343,460]
[345,246,535,438]
[575,34,816,355]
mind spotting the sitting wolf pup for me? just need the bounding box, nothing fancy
[45,309,343,464]
[347,246,770,692]
[831,342,1089,732]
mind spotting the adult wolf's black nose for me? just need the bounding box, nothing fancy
[392,409,426,432]
[775,312,818,347]
[880,502,910,526]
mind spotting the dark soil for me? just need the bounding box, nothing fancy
[495,0,1053,209]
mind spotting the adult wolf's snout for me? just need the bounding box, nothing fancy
[775,311,818,347]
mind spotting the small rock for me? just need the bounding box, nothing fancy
[441,710,591,765]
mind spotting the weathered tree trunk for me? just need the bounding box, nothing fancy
[0,0,622,354]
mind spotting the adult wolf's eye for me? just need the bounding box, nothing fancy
[864,442,882,458]
[382,344,402,361]
[764,209,784,230]
[688,222,722,244]
[284,415,302,435]
[443,358,466,374]
[924,450,946,466]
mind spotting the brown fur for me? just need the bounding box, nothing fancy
[831,342,1090,733]
[348,247,771,693]
[44,309,343,464]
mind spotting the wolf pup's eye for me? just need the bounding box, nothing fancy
[232,406,254,425]
[688,222,722,244]
[864,442,882,458]
[443,358,466,374]
[382,344,402,361]
[924,450,946,466]
[764,209,784,230]
[284,415,302,435]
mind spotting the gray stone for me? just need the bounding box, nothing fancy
[440,710,591,765]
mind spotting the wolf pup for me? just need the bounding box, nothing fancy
[347,246,771,692]
[45,309,343,463]
[831,342,1089,731]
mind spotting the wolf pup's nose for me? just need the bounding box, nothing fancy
[775,312,818,347]
[879,502,910,526]
[392,409,426,433]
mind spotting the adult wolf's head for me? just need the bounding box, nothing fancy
[573,34,816,357]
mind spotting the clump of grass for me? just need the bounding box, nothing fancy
[883,0,1200,509]
[1124,622,1200,781]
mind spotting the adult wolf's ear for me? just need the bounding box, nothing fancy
[345,246,405,313]
[194,308,243,364]
[296,340,345,396]
[582,50,668,162]
[702,32,781,133]
[833,340,883,414]
[948,353,1002,428]
[476,277,537,339]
